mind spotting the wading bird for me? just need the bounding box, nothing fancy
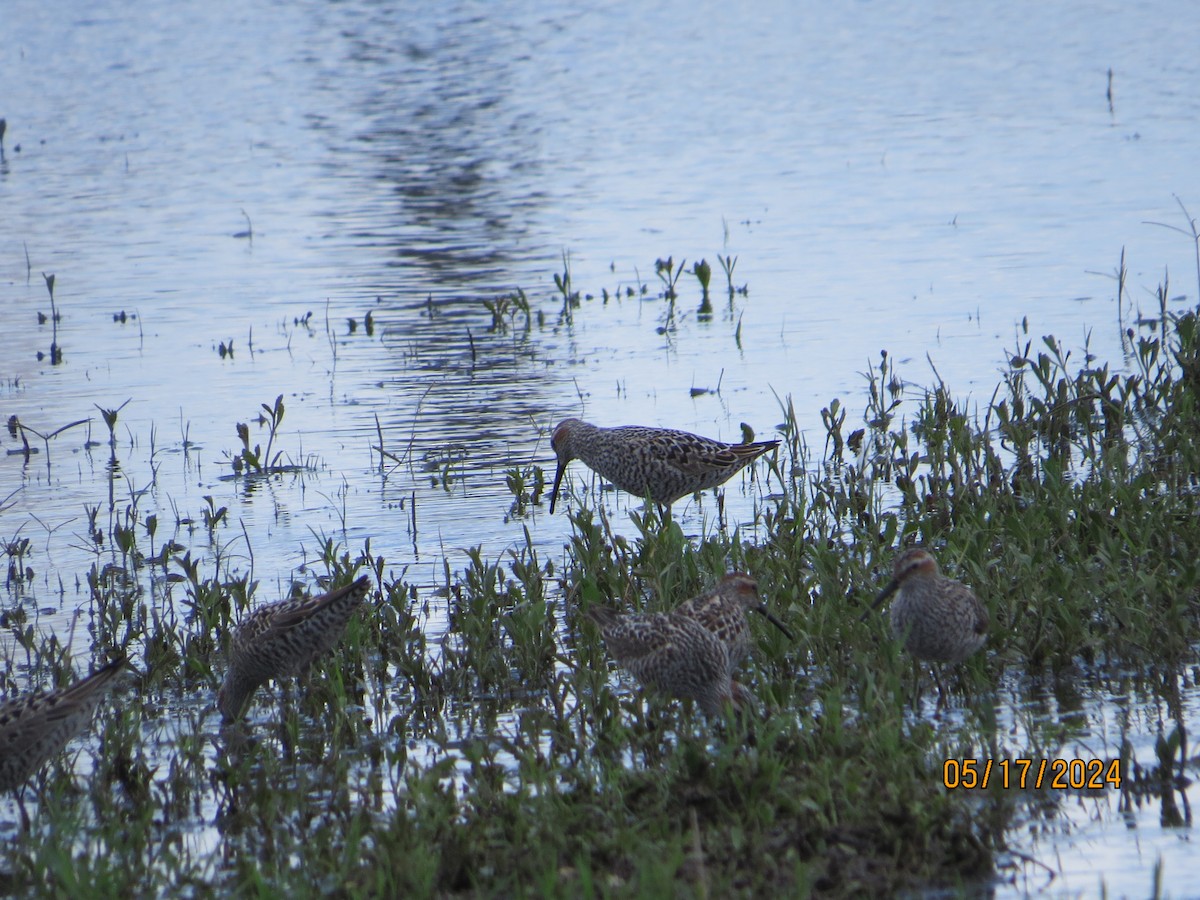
[548,418,778,517]
[865,548,988,665]
[218,575,372,723]
[1,654,128,824]
[673,572,793,668]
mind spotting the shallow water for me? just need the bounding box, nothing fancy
[982,669,1196,896]
[3,0,1200,892]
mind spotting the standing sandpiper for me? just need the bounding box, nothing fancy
[218,574,372,723]
[548,419,778,516]
[673,572,793,669]
[0,655,128,795]
[866,548,988,664]
[585,605,750,717]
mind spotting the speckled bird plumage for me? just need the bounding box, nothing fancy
[218,575,372,722]
[870,548,988,664]
[586,605,743,716]
[548,418,779,514]
[672,573,793,669]
[0,655,127,793]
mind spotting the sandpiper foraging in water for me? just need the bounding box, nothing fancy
[865,547,988,665]
[585,605,750,717]
[0,654,128,796]
[547,418,779,517]
[672,572,793,669]
[218,574,372,723]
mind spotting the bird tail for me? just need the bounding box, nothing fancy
[735,438,780,458]
[71,654,129,694]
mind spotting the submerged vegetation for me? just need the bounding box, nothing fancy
[1,247,1198,897]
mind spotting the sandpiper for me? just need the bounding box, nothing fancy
[586,605,749,717]
[218,574,372,723]
[865,548,988,664]
[673,572,793,669]
[548,418,778,516]
[0,654,128,794]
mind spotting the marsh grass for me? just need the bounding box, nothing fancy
[1,252,1198,897]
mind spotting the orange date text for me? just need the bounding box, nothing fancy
[942,757,1121,790]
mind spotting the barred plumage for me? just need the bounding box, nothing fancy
[548,418,778,514]
[0,655,128,793]
[867,548,988,664]
[586,606,743,717]
[218,575,372,722]
[673,572,793,669]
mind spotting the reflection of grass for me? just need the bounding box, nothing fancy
[37,272,63,365]
[503,464,544,521]
[655,255,685,301]
[6,414,89,470]
[225,394,320,478]
[554,249,580,324]
[3,257,1200,897]
[482,288,532,334]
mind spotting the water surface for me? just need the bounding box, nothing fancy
[3,0,1199,893]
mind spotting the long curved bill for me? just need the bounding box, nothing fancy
[548,460,568,514]
[859,578,900,622]
[753,606,795,641]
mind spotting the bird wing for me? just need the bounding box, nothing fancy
[243,576,370,643]
[657,431,743,476]
[229,576,370,678]
[592,611,678,663]
[651,430,777,477]
[673,593,739,644]
[0,657,126,786]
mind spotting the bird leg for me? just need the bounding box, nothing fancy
[16,787,30,832]
[932,665,949,715]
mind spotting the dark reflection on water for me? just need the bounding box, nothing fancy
[309,4,549,298]
[995,664,1197,895]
